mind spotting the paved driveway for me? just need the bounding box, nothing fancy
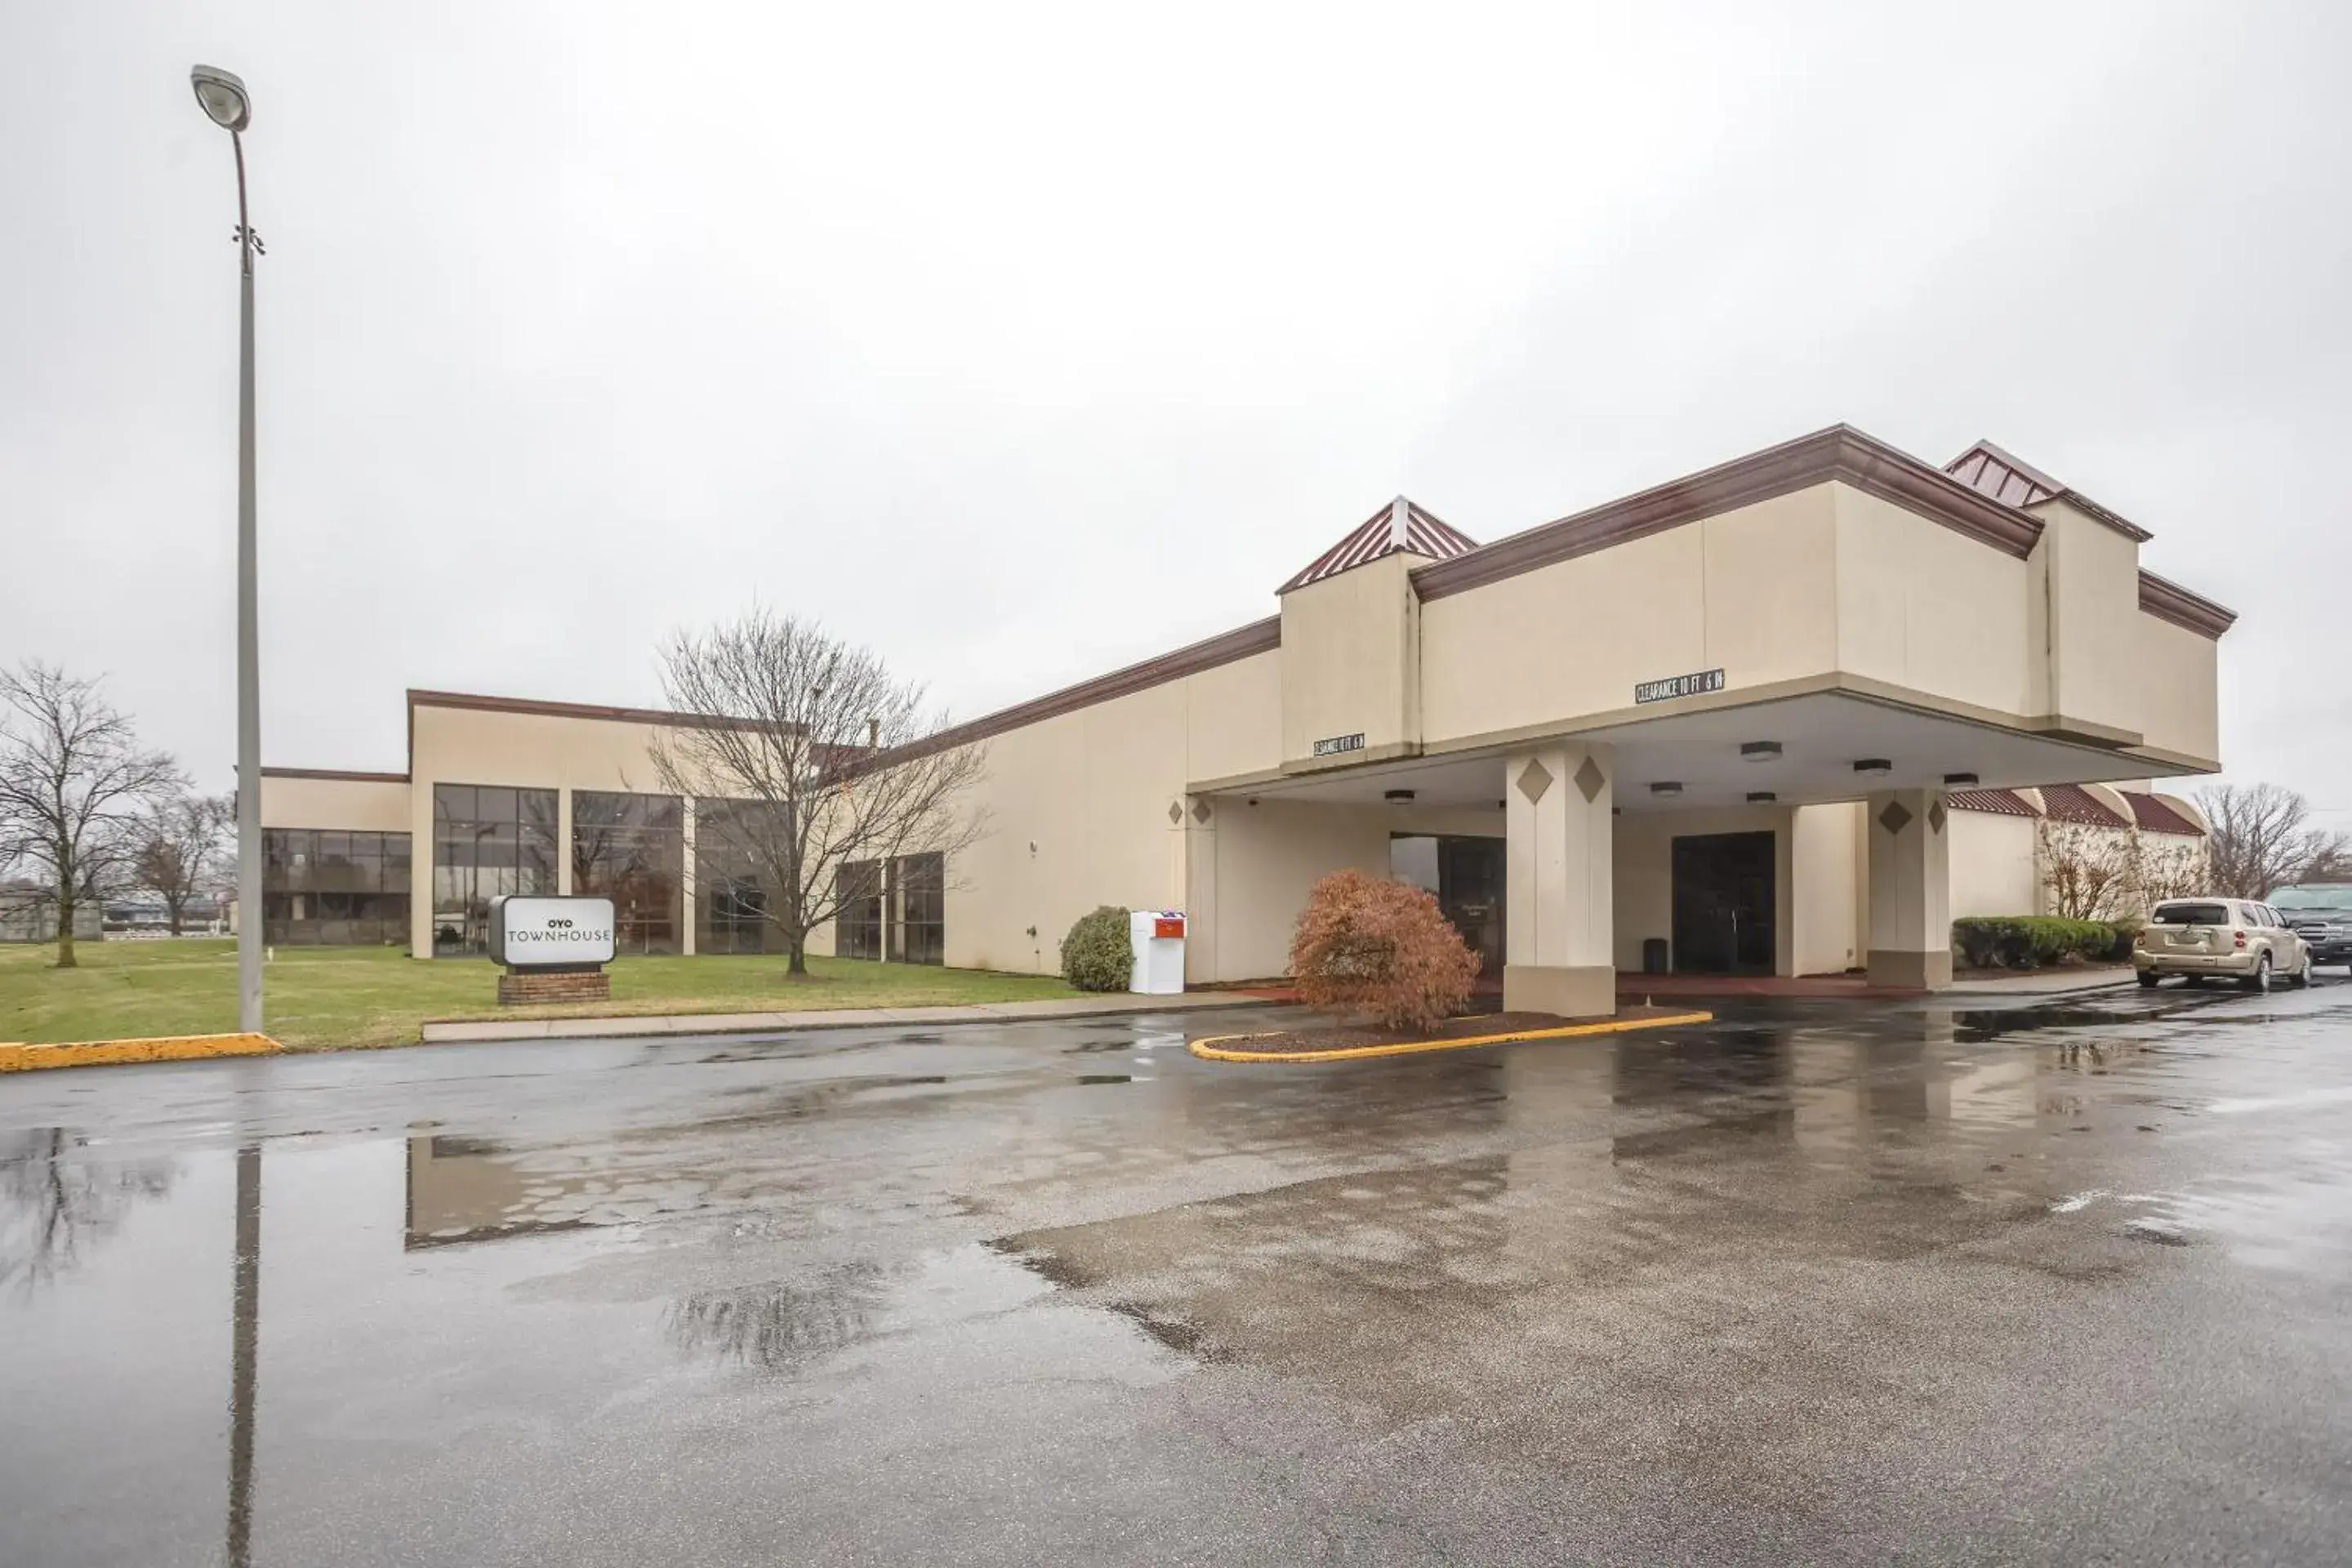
[4,982,2350,1565]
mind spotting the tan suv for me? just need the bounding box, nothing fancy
[2134,898,2314,991]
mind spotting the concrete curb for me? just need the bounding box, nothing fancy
[1190,1009,1716,1064]
[1938,973,2140,997]
[0,1032,282,1073]
[416,991,1282,1045]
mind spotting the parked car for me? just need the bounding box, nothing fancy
[2270,883,2352,973]
[2133,898,2313,991]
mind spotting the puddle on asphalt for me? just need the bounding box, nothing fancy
[664,1262,895,1371]
[0,1128,179,1290]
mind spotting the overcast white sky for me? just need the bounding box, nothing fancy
[5,2,2348,821]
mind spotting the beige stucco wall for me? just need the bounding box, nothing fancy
[937,651,1285,975]
[1832,483,2033,719]
[1420,487,1838,748]
[1279,555,1419,768]
[260,775,412,833]
[2029,499,2144,738]
[2135,613,2223,765]
[1949,810,2041,919]
[1192,799,1503,982]
[1790,801,1861,975]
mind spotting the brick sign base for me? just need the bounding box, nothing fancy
[497,969,612,1006]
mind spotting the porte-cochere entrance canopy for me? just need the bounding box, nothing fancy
[918,424,2231,1000]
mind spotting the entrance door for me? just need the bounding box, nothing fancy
[1437,837,1506,978]
[1672,832,1775,974]
[1390,835,1507,978]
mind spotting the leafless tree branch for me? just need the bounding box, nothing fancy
[0,662,184,967]
[133,791,234,935]
[2194,782,2346,899]
[648,610,988,974]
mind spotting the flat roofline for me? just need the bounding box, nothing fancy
[888,424,2234,759]
[2136,569,2238,638]
[259,766,409,784]
[405,688,760,732]
[1411,423,2042,600]
[892,617,1283,759]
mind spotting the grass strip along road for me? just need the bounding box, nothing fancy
[0,939,1078,1051]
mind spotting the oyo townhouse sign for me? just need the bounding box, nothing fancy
[489,895,617,968]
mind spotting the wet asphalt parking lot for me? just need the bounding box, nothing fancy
[4,978,2351,1566]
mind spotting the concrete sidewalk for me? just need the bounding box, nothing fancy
[1939,967,2137,996]
[417,988,1283,1044]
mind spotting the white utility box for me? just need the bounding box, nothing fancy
[1129,909,1187,995]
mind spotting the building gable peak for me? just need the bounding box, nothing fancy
[1278,497,1477,594]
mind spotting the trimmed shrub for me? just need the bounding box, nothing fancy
[1951,915,2133,971]
[1289,869,1481,1032]
[1060,906,1133,991]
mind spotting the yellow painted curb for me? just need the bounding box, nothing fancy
[1188,1009,1714,1063]
[0,1032,283,1073]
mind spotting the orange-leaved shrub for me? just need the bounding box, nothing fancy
[1287,869,1481,1032]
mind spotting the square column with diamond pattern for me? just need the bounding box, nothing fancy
[1866,790,1953,989]
[1504,743,1615,1018]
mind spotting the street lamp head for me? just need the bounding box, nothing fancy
[190,65,252,131]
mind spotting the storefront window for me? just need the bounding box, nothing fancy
[836,860,884,960]
[261,828,412,947]
[432,784,557,955]
[694,799,785,955]
[836,853,942,966]
[572,791,683,955]
[891,853,945,966]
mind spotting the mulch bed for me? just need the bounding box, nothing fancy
[1209,1004,1694,1058]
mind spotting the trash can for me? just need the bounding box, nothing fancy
[1642,937,1670,975]
[1129,910,1186,995]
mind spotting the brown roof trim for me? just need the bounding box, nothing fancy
[2040,782,2131,827]
[2137,570,2237,639]
[2122,791,2205,835]
[405,688,766,733]
[1413,425,2044,603]
[889,615,1282,759]
[1946,786,2040,818]
[260,766,410,784]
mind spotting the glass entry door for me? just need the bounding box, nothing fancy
[1391,835,1507,978]
[1671,831,1775,974]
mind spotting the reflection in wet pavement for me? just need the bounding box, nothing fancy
[3,985,2351,1564]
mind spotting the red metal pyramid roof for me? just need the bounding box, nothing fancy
[1279,498,1478,593]
[1942,440,2153,542]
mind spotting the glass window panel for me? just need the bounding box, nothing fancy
[433,784,476,823]
[473,786,516,823]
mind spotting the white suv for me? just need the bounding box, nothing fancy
[2135,898,2313,991]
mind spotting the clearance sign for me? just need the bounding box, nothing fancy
[489,895,617,968]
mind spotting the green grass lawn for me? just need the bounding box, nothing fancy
[0,939,1079,1051]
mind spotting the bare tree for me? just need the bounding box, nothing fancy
[650,610,988,975]
[0,662,183,967]
[2134,830,2210,906]
[133,791,234,935]
[2195,782,2348,898]
[2038,820,2139,920]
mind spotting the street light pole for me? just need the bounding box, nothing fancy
[192,65,264,1036]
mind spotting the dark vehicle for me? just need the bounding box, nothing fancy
[2272,884,2352,973]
